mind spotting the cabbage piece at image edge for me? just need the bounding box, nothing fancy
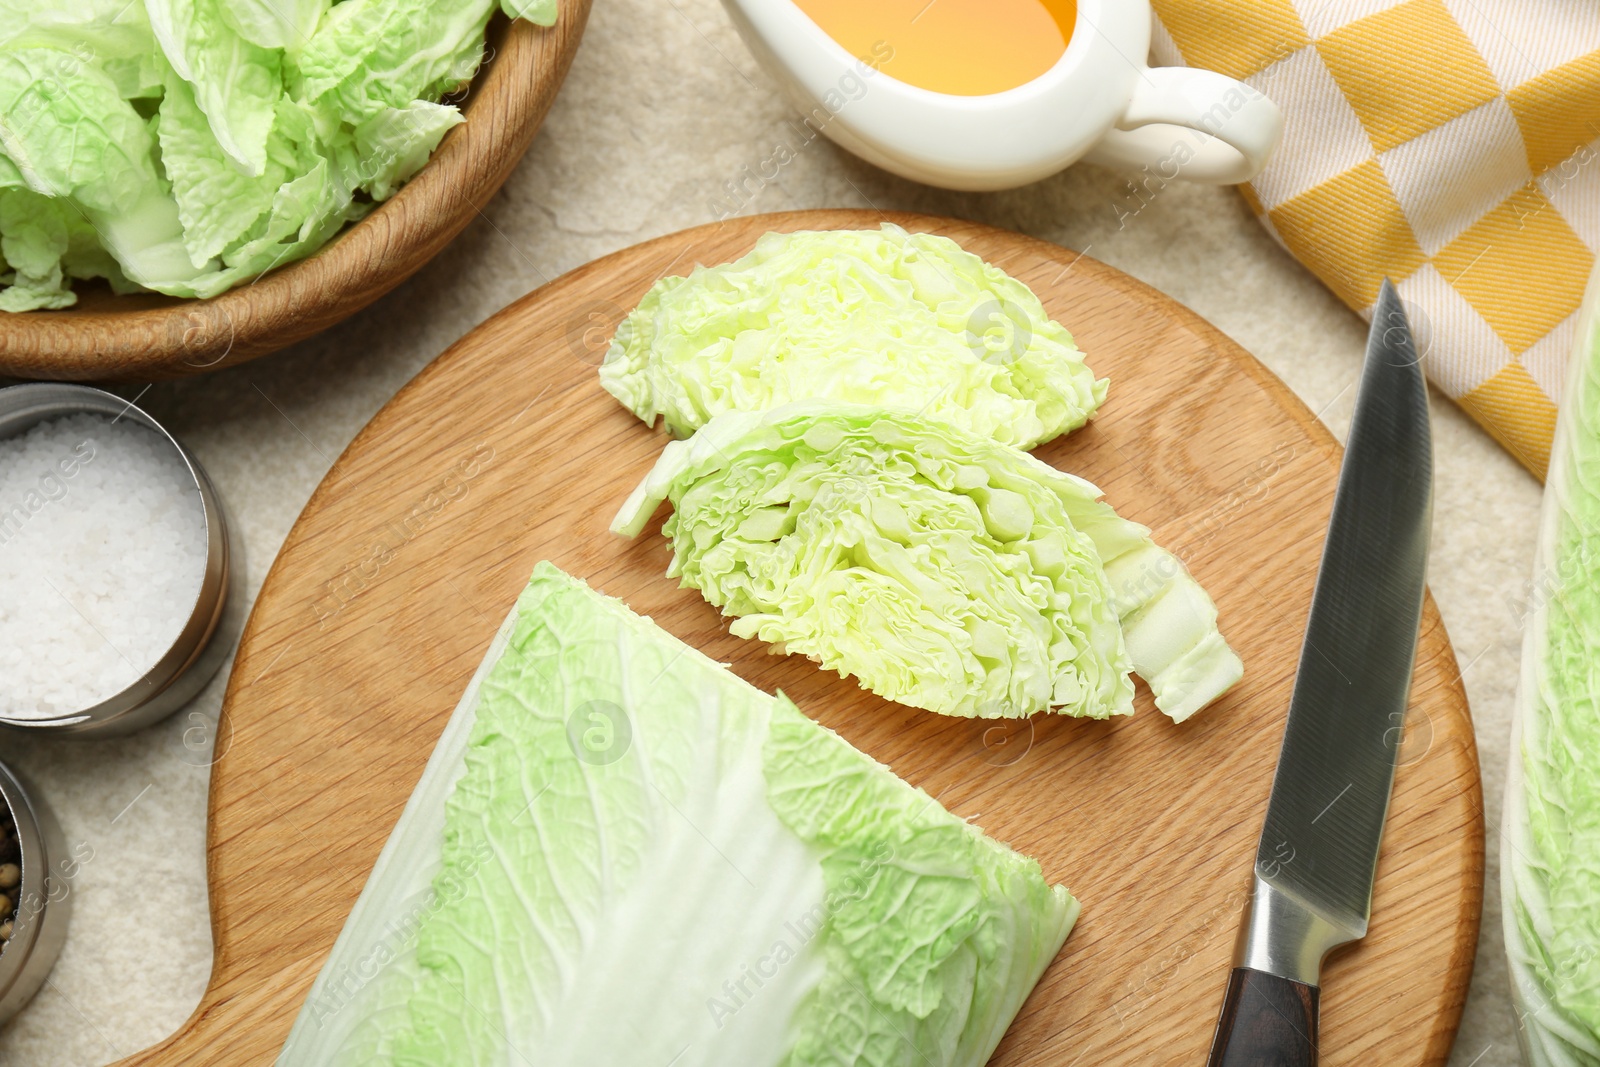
[1504,259,1600,1067]
[598,223,1108,452]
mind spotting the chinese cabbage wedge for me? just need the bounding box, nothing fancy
[279,562,1078,1067]
[613,403,1242,722]
[1505,267,1600,1065]
[598,224,1107,451]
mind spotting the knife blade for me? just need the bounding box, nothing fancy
[1206,279,1432,1067]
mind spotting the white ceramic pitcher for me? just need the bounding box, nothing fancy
[722,0,1284,191]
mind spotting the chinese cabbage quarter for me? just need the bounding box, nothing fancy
[1504,265,1600,1066]
[279,562,1078,1067]
[613,402,1242,722]
[597,223,1107,451]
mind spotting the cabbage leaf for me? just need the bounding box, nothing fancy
[0,189,74,311]
[501,0,557,20]
[220,0,329,50]
[145,0,283,175]
[0,47,162,216]
[599,224,1108,451]
[0,188,131,309]
[0,0,163,98]
[0,46,205,291]
[614,402,1241,721]
[278,562,1077,1067]
[157,75,324,267]
[350,100,463,200]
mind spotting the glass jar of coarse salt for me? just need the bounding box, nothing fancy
[0,384,240,736]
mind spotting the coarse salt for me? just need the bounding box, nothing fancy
[0,414,208,719]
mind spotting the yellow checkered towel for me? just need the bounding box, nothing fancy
[1151,0,1600,479]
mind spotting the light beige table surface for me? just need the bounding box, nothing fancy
[0,1,1538,1063]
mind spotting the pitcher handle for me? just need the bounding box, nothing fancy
[1084,66,1284,185]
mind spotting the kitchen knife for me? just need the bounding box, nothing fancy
[1206,280,1432,1066]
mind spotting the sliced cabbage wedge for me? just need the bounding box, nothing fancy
[598,223,1107,451]
[1505,268,1600,1065]
[280,562,1078,1067]
[144,0,283,175]
[614,403,1241,722]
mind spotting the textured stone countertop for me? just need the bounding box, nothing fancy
[0,0,1538,1063]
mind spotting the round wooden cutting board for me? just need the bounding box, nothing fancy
[118,211,1483,1065]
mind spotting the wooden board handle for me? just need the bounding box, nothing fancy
[1206,967,1319,1067]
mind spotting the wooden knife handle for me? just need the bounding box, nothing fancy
[1206,966,1319,1066]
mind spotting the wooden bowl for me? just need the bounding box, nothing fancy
[0,1,591,382]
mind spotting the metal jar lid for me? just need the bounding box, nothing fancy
[0,760,70,1026]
